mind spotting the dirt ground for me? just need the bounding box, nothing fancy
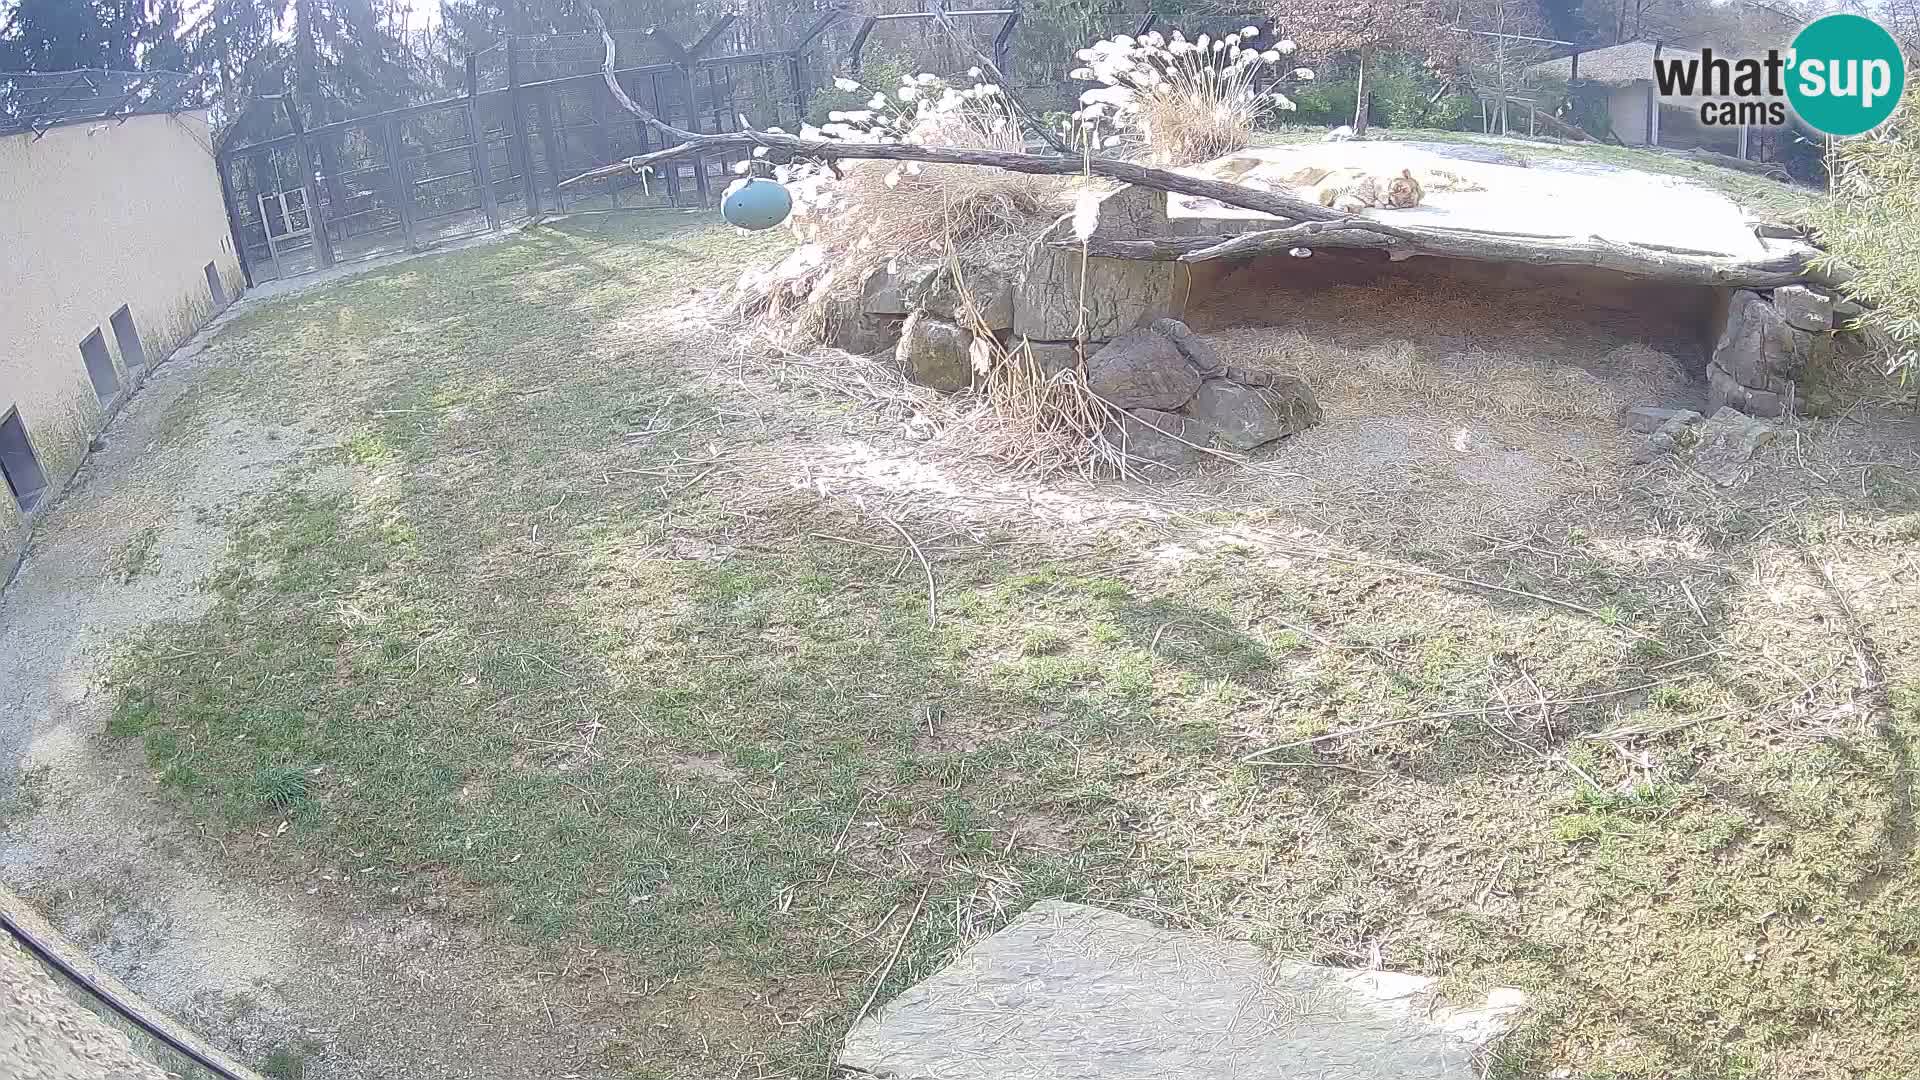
[2,212,1918,1080]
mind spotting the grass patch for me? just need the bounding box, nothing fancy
[111,525,158,583]
[0,763,50,828]
[99,212,1920,1079]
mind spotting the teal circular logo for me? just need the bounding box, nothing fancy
[1787,14,1905,136]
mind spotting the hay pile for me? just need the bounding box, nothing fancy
[1205,327,1697,426]
[732,76,1063,344]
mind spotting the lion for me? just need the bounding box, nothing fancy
[1307,167,1427,211]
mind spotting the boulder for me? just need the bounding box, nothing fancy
[825,298,905,355]
[1020,341,1081,377]
[1692,406,1779,486]
[862,261,941,316]
[1772,285,1834,332]
[1104,408,1203,467]
[1015,218,1182,340]
[896,311,976,392]
[1713,290,1797,390]
[1630,410,1706,463]
[1188,377,1321,450]
[861,266,910,316]
[1149,317,1225,376]
[1086,329,1202,410]
[1624,406,1703,433]
[912,266,1016,332]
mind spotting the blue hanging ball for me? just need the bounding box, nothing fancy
[721,177,793,231]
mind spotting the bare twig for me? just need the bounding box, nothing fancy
[852,885,930,1031]
[877,512,938,628]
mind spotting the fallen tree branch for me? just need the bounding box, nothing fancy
[575,9,1340,226]
[563,130,1352,223]
[1062,220,1828,287]
[591,8,698,146]
[1524,105,1597,143]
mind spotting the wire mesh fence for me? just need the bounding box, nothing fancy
[0,69,201,138]
[213,8,1232,285]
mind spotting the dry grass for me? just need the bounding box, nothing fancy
[77,214,1920,1080]
[1213,325,1695,426]
[734,87,1061,340]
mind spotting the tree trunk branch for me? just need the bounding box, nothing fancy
[562,127,1356,224]
[1064,221,1826,288]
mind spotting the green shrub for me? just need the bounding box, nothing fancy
[1288,52,1474,131]
[1808,105,1920,386]
[804,56,915,126]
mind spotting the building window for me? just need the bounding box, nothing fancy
[79,328,119,404]
[110,305,148,370]
[0,408,50,511]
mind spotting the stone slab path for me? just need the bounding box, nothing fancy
[840,900,1525,1080]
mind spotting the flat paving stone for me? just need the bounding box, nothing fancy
[840,900,1525,1080]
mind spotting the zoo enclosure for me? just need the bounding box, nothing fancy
[213,7,1267,285]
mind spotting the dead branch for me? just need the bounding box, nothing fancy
[577,6,1342,225]
[564,128,1355,225]
[1062,221,1829,288]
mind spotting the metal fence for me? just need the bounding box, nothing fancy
[216,18,840,285]
[213,8,1267,286]
[0,69,201,138]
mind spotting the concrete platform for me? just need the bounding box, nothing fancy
[1170,141,1769,260]
[839,900,1525,1080]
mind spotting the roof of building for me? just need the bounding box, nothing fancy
[0,69,201,138]
[1527,41,1702,86]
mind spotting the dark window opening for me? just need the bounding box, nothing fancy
[110,305,148,370]
[79,328,119,404]
[205,261,228,308]
[0,409,50,512]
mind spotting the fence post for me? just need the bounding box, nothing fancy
[506,36,540,216]
[214,149,256,290]
[993,13,1020,83]
[281,95,336,269]
[682,61,710,205]
[790,10,845,131]
[652,71,681,205]
[465,54,502,229]
[380,117,420,253]
[535,86,567,212]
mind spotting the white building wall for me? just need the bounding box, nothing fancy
[0,110,243,575]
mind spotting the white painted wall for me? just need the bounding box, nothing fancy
[1610,83,1653,144]
[0,110,243,573]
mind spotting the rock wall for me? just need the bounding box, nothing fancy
[842,182,1846,430]
[1707,285,1838,418]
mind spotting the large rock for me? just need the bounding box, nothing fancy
[839,900,1526,1080]
[862,261,940,316]
[1713,290,1797,390]
[1772,284,1834,332]
[911,266,1016,332]
[1624,406,1704,433]
[1692,406,1779,486]
[1019,340,1081,377]
[896,311,976,392]
[1188,376,1321,449]
[825,298,905,355]
[1085,329,1201,409]
[1014,217,1183,340]
[1104,408,1203,466]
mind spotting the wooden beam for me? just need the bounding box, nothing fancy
[1060,222,1828,289]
